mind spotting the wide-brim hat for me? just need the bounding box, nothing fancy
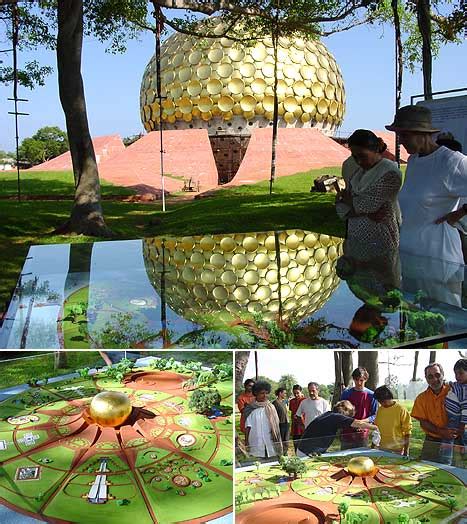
[385,104,440,133]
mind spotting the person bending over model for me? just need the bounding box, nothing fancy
[296,400,378,457]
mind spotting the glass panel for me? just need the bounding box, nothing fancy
[2,231,467,349]
[235,447,467,521]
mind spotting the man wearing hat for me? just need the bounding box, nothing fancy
[386,105,467,265]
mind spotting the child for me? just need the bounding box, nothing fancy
[443,359,467,465]
[373,385,412,456]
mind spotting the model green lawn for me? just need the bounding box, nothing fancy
[236,455,465,523]
[0,167,344,308]
[0,362,233,523]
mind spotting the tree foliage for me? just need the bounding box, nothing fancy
[279,455,308,478]
[18,126,69,165]
[188,387,221,413]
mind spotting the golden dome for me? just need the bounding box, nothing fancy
[347,456,376,477]
[140,21,345,134]
[89,391,132,427]
[143,230,343,324]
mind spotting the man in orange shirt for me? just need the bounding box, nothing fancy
[411,363,458,463]
[237,379,255,435]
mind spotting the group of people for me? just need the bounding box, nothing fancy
[336,105,467,266]
[237,359,466,466]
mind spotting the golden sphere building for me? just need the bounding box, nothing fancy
[140,22,346,184]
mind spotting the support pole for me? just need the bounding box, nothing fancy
[7,2,28,202]
[154,3,166,212]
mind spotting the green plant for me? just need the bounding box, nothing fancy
[446,497,457,512]
[337,500,349,521]
[101,357,135,383]
[76,367,90,378]
[279,456,308,479]
[188,388,221,414]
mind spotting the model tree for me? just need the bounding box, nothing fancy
[338,502,349,522]
[188,388,221,414]
[279,456,308,480]
[446,497,457,513]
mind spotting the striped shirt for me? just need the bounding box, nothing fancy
[445,381,467,426]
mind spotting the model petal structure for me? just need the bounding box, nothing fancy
[0,367,233,523]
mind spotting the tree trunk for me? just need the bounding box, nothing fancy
[235,351,250,393]
[269,27,279,195]
[333,351,353,404]
[341,351,353,387]
[392,0,403,166]
[412,350,419,381]
[358,352,379,391]
[56,0,112,237]
[417,0,433,100]
[54,351,68,369]
[429,350,436,364]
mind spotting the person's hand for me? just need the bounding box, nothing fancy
[368,207,387,222]
[438,427,458,440]
[338,189,352,205]
[435,207,467,226]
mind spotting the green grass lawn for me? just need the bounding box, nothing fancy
[0,170,134,197]
[0,167,343,309]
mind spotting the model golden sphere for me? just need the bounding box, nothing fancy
[89,391,132,427]
[347,456,376,476]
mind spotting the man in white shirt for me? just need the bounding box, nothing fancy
[295,382,330,429]
[244,381,283,459]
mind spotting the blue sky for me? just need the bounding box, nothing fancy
[0,16,466,151]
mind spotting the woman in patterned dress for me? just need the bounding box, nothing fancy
[336,129,403,260]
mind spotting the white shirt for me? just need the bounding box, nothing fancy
[296,397,330,428]
[399,146,467,264]
[245,408,276,458]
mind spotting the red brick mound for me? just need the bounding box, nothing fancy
[228,128,351,186]
[29,134,125,171]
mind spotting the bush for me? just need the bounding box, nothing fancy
[279,456,308,479]
[188,388,221,414]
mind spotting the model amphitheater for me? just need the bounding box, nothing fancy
[140,19,346,183]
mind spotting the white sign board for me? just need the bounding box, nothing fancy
[417,94,467,152]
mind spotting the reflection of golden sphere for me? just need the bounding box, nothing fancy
[347,457,376,477]
[140,21,345,132]
[143,230,343,326]
[89,391,132,427]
